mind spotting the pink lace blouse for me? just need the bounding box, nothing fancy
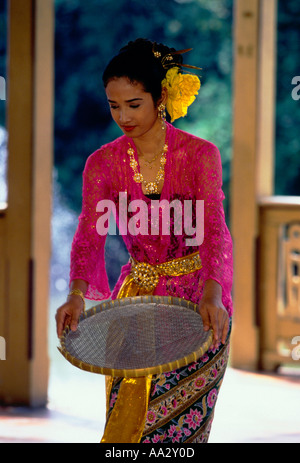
[70,123,233,316]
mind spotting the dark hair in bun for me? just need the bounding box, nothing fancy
[102,38,183,104]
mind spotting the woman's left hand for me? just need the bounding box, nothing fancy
[198,280,229,349]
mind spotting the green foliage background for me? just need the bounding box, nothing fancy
[276,0,300,195]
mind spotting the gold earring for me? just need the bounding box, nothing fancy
[158,103,166,130]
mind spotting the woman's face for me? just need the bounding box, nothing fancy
[105,77,162,138]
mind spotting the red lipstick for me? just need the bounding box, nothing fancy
[122,126,136,132]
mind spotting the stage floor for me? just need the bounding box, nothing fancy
[0,365,299,443]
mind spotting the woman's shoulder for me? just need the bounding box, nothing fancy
[172,125,222,172]
[172,124,219,154]
[84,135,126,170]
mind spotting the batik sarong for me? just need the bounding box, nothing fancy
[106,323,231,443]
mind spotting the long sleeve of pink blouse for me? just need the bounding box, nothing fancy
[157,126,233,316]
[69,150,112,300]
[193,141,233,314]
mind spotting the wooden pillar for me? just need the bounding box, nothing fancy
[230,0,277,369]
[0,0,53,406]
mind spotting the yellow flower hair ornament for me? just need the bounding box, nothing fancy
[161,67,201,122]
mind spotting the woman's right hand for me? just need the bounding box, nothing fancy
[55,295,84,338]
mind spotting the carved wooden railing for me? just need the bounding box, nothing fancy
[258,196,300,370]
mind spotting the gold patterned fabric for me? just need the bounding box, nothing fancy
[101,251,202,443]
[101,375,153,443]
[118,251,202,296]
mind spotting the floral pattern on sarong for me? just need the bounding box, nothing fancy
[140,338,230,443]
[106,324,231,444]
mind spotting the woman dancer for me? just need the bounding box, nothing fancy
[56,38,233,443]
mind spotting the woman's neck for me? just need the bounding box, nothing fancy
[132,121,167,158]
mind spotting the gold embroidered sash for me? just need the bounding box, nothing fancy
[100,251,202,443]
[118,251,202,297]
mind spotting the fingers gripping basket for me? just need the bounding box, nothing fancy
[58,295,213,377]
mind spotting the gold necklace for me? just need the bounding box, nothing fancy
[141,150,161,169]
[128,143,168,194]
